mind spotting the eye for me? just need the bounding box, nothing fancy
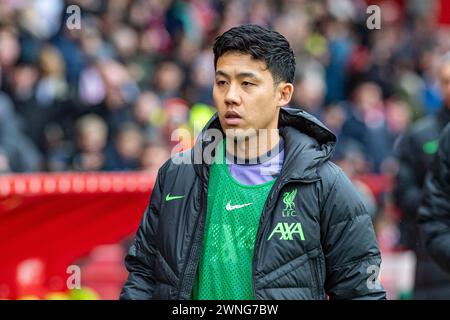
[216,80,227,86]
[242,81,254,87]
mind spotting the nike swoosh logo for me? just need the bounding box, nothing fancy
[165,193,185,201]
[225,202,253,211]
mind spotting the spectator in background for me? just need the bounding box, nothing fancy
[86,60,138,140]
[132,91,164,140]
[104,123,144,171]
[151,60,185,100]
[16,45,69,152]
[36,46,68,108]
[111,25,140,63]
[51,9,87,85]
[323,17,354,104]
[0,66,42,173]
[0,25,43,173]
[44,122,72,172]
[394,52,450,299]
[140,140,170,174]
[322,103,347,158]
[7,62,40,127]
[341,82,393,173]
[0,26,21,80]
[385,98,412,145]
[418,123,450,275]
[184,47,215,106]
[292,72,326,119]
[71,114,108,171]
[161,98,192,150]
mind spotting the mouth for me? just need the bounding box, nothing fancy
[224,111,242,126]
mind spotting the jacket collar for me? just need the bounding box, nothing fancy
[192,107,337,182]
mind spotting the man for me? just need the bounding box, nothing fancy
[418,123,450,274]
[394,53,450,299]
[120,24,385,300]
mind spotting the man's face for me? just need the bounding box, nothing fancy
[440,62,450,107]
[213,52,292,137]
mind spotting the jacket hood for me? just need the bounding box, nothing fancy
[192,107,337,182]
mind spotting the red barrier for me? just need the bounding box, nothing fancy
[439,0,450,26]
[0,171,391,299]
[0,172,155,299]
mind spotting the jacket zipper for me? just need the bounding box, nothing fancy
[178,179,208,299]
[251,176,320,299]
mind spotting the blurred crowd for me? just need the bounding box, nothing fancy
[1,0,450,299]
[0,0,448,175]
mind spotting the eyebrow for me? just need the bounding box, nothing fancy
[215,70,260,81]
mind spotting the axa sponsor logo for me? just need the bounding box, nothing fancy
[267,222,305,241]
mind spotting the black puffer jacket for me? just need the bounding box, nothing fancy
[120,107,386,300]
[394,106,450,298]
[418,123,450,275]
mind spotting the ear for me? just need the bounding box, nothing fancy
[277,82,294,107]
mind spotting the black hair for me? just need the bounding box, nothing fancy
[213,24,296,84]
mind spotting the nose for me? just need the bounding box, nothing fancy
[224,83,241,106]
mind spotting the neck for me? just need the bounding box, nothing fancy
[225,128,280,160]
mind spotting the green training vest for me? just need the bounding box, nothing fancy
[192,139,276,300]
